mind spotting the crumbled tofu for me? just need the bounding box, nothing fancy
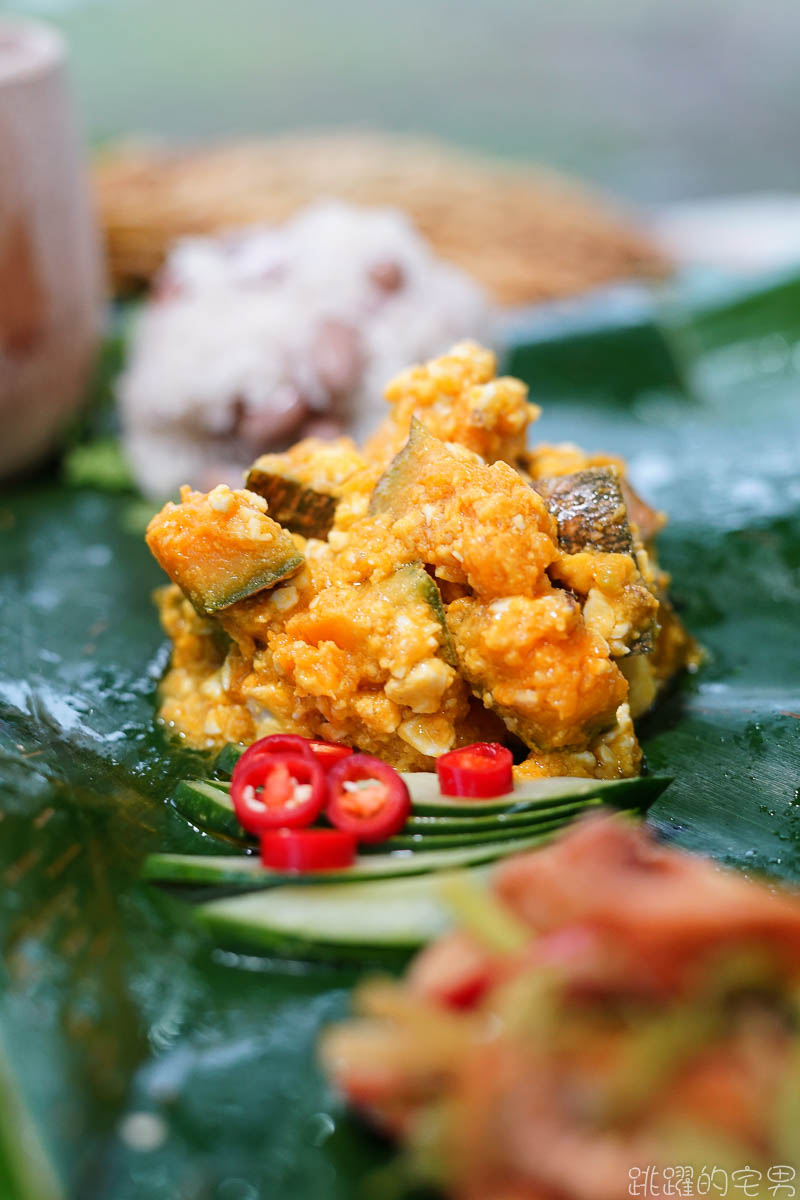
[242,489,269,513]
[272,585,299,612]
[397,716,454,757]
[246,514,273,541]
[583,587,616,642]
[208,484,234,513]
[204,710,222,735]
[385,659,454,714]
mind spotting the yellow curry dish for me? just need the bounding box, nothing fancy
[145,342,697,779]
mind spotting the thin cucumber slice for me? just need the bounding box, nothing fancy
[173,778,607,849]
[143,826,562,890]
[406,799,597,833]
[364,804,602,852]
[202,765,666,812]
[173,779,244,841]
[212,743,668,814]
[174,773,661,849]
[196,869,490,961]
[400,772,668,815]
[145,852,263,886]
[214,742,246,778]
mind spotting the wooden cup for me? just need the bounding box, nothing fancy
[0,18,103,479]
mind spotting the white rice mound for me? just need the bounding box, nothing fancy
[119,200,494,498]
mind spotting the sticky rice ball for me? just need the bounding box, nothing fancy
[119,201,493,498]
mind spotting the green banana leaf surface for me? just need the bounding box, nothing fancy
[1,269,799,1198]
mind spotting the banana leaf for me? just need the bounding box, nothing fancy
[2,267,800,1197]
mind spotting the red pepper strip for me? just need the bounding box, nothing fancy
[231,753,327,834]
[409,932,498,1010]
[306,740,354,771]
[326,754,411,843]
[233,733,316,778]
[260,828,357,872]
[436,742,513,798]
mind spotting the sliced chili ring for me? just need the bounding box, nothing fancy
[306,739,354,771]
[260,828,357,872]
[436,742,513,798]
[326,754,411,843]
[233,733,316,778]
[231,752,326,834]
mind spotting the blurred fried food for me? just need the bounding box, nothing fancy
[93,132,667,305]
[322,815,800,1197]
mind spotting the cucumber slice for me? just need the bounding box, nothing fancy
[144,826,562,890]
[175,773,666,846]
[173,779,243,841]
[365,804,601,852]
[173,778,612,847]
[400,771,668,815]
[145,852,263,886]
[211,748,668,812]
[214,743,246,778]
[196,869,488,961]
[406,801,600,832]
[404,798,595,834]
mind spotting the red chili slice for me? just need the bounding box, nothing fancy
[436,742,513,798]
[306,740,354,771]
[326,754,411,843]
[260,828,357,872]
[233,733,316,778]
[230,753,326,834]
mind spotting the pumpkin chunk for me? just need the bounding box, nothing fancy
[245,437,366,538]
[533,466,634,556]
[146,484,303,615]
[244,466,337,539]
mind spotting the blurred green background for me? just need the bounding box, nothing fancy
[2,0,799,201]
